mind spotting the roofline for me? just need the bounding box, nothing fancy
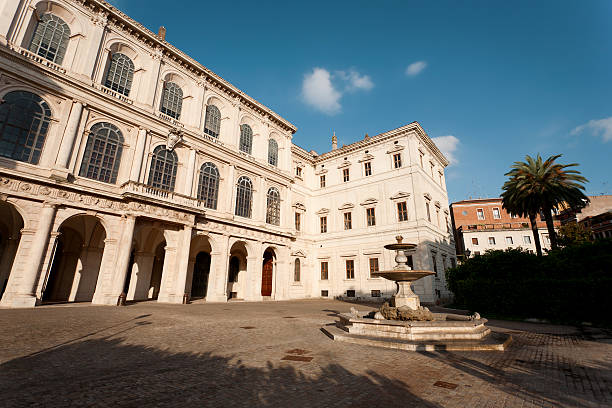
[451,198,503,206]
[87,0,297,134]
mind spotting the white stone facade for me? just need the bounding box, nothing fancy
[0,0,455,308]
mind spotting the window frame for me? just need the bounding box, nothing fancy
[320,174,326,188]
[320,216,327,233]
[265,187,281,225]
[320,261,329,280]
[239,124,253,154]
[343,212,352,230]
[159,81,183,119]
[235,176,253,218]
[197,162,220,209]
[103,53,134,96]
[364,161,372,176]
[342,168,350,182]
[28,14,71,65]
[78,122,124,184]
[366,207,376,227]
[203,105,221,138]
[369,257,379,277]
[147,145,178,191]
[397,201,408,222]
[267,138,278,166]
[393,153,402,168]
[345,259,355,280]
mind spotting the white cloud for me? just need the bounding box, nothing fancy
[302,68,342,115]
[336,69,374,92]
[431,135,460,165]
[571,117,612,142]
[405,61,427,76]
[301,67,373,115]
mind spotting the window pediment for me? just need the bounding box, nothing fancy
[291,250,306,258]
[423,193,432,200]
[338,202,354,211]
[386,144,405,154]
[434,201,441,208]
[292,202,306,212]
[360,198,378,207]
[337,161,351,169]
[390,191,410,201]
[358,153,375,163]
[315,168,328,175]
[316,208,329,215]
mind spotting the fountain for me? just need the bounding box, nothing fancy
[322,236,512,351]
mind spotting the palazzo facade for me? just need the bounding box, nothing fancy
[0,0,455,308]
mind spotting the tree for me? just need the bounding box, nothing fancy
[501,154,589,254]
[557,222,593,248]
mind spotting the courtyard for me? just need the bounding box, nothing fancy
[0,299,610,407]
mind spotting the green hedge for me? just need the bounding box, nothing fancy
[446,239,612,324]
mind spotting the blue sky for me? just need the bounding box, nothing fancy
[109,0,612,202]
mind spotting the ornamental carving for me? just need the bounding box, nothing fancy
[167,128,183,151]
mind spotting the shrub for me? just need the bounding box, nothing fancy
[446,239,612,324]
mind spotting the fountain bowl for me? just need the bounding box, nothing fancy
[372,270,434,282]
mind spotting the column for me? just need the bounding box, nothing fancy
[183,149,196,196]
[55,101,84,169]
[207,234,230,302]
[245,240,262,301]
[172,224,193,303]
[129,128,148,182]
[110,215,136,302]
[126,252,154,301]
[4,203,56,307]
[225,164,235,213]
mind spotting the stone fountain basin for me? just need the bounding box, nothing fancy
[371,270,434,282]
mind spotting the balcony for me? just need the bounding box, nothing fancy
[9,44,66,74]
[121,181,206,213]
[157,112,184,128]
[93,83,134,105]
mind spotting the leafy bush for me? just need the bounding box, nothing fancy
[446,239,612,324]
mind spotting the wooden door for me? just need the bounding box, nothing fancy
[261,254,273,296]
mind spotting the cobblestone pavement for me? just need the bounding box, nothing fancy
[0,300,610,407]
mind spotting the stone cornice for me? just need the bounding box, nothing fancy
[75,0,296,134]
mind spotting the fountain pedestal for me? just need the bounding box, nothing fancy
[394,281,419,309]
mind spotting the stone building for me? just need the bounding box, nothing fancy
[450,198,555,257]
[0,0,455,308]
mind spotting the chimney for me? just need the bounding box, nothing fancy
[332,131,338,150]
[157,26,166,41]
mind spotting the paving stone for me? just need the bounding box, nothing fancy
[0,299,610,407]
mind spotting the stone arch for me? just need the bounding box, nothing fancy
[126,224,169,301]
[0,200,26,302]
[43,214,106,303]
[186,234,214,300]
[227,240,249,300]
[261,246,277,297]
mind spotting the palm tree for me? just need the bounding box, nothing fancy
[501,154,589,254]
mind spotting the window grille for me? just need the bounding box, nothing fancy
[0,91,51,164]
[320,216,327,233]
[197,162,220,209]
[79,122,124,183]
[344,212,352,230]
[235,176,253,218]
[268,139,278,166]
[239,124,252,154]
[266,187,280,225]
[393,153,402,168]
[204,105,221,138]
[320,175,326,187]
[104,53,134,96]
[343,168,350,182]
[29,14,70,64]
[364,161,372,176]
[397,201,408,221]
[160,82,183,119]
[147,145,178,191]
[366,207,376,226]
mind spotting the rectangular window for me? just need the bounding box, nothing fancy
[488,236,496,245]
[477,208,485,220]
[474,251,481,256]
[371,290,381,297]
[426,201,431,222]
[439,171,443,185]
[436,208,440,227]
[344,212,352,230]
[430,162,435,177]
[296,167,302,177]
[320,174,326,188]
[397,201,408,221]
[393,153,402,168]
[431,253,438,276]
[346,290,355,297]
[320,262,328,280]
[346,260,355,279]
[366,207,376,226]
[320,216,327,233]
[446,216,450,233]
[492,207,501,219]
[419,152,424,167]
[543,234,550,244]
[295,212,301,231]
[364,162,372,176]
[369,258,379,277]
[505,236,513,245]
[472,237,479,245]
[321,290,328,297]
[343,168,350,182]
[523,235,531,244]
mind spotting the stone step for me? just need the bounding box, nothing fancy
[322,325,512,352]
[346,324,491,341]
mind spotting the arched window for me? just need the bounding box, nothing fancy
[235,176,253,218]
[0,91,51,164]
[266,187,280,225]
[268,139,278,166]
[79,122,124,183]
[104,53,134,96]
[294,258,301,282]
[204,105,221,138]
[239,124,252,154]
[197,162,219,209]
[147,146,178,191]
[160,82,183,119]
[28,14,71,64]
